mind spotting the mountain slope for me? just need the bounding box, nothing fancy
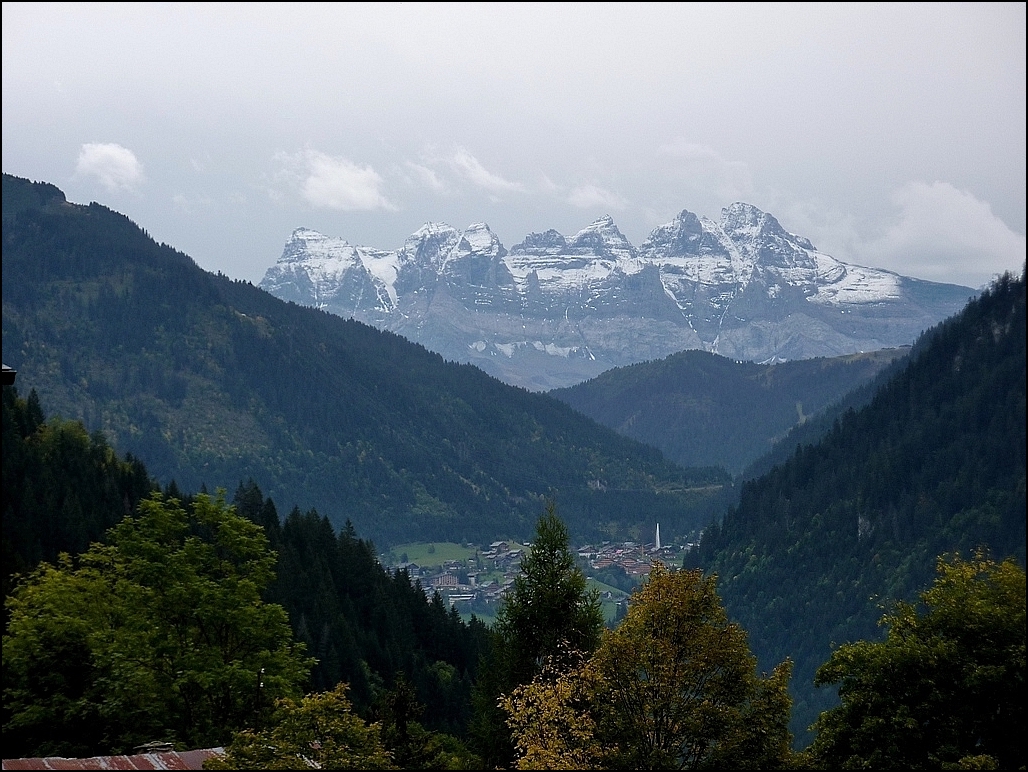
[1,174,726,547]
[550,347,909,474]
[0,386,487,743]
[688,269,1026,743]
[259,206,973,390]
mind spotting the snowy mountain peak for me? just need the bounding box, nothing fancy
[456,222,506,258]
[720,203,816,252]
[399,222,461,269]
[259,205,973,391]
[278,228,360,267]
[568,215,637,260]
[588,214,616,228]
[278,228,348,261]
[291,226,327,241]
[510,229,569,255]
[639,209,716,259]
[720,202,776,236]
[412,221,456,237]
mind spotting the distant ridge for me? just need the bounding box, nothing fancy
[259,204,973,390]
[551,347,911,475]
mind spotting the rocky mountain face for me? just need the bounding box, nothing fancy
[259,204,974,390]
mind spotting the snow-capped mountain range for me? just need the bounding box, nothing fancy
[259,203,974,390]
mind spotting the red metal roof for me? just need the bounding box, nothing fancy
[1,748,224,770]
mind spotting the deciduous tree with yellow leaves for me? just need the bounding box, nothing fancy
[503,563,795,770]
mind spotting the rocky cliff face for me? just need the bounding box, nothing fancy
[259,204,974,390]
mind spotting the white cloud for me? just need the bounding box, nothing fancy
[76,143,144,191]
[865,181,1025,288]
[449,148,524,196]
[536,173,562,196]
[299,151,394,211]
[405,161,449,193]
[567,184,628,210]
[773,199,863,258]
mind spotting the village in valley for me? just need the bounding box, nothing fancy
[381,525,696,622]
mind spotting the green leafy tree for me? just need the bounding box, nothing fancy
[2,491,313,757]
[503,563,795,770]
[809,552,1026,770]
[471,504,604,767]
[205,683,396,770]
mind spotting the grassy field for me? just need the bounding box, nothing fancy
[587,576,630,597]
[587,577,631,624]
[383,540,531,571]
[384,541,475,567]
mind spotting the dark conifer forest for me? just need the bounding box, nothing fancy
[1,386,154,607]
[689,269,1026,741]
[2,388,488,753]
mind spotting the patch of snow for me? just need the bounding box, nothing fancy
[807,253,902,305]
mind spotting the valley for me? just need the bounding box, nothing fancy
[0,174,726,548]
[2,172,1023,766]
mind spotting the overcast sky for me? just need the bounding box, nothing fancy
[3,3,1025,289]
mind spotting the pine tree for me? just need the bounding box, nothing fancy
[471,503,603,767]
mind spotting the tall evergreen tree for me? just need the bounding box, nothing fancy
[470,504,603,767]
[497,504,604,685]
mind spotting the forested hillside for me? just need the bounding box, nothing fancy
[689,269,1027,742]
[1,173,726,546]
[2,387,489,755]
[551,347,910,474]
[230,480,489,735]
[1,386,155,605]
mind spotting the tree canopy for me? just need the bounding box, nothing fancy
[204,683,396,770]
[471,505,604,767]
[231,480,489,736]
[2,385,154,610]
[495,505,605,686]
[503,563,795,770]
[809,552,1026,770]
[2,492,313,757]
